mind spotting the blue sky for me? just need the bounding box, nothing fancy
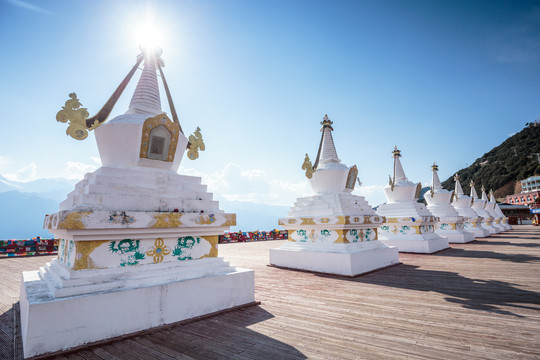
[1,0,539,208]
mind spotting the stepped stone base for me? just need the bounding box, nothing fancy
[437,230,475,244]
[20,258,254,358]
[269,241,399,276]
[379,234,449,254]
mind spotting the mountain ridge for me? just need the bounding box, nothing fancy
[441,123,540,199]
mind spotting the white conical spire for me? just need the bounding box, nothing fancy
[454,174,464,195]
[431,163,441,189]
[127,49,163,115]
[393,146,407,182]
[318,114,340,166]
[470,181,479,199]
[481,186,488,201]
[490,190,496,202]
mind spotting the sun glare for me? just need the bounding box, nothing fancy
[131,9,164,53]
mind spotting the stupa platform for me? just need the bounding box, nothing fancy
[3,226,539,360]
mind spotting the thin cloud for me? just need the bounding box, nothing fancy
[5,0,55,15]
[3,162,38,182]
[62,160,99,180]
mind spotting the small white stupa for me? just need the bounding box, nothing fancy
[490,191,512,230]
[470,182,497,235]
[424,163,475,243]
[450,174,489,238]
[376,147,449,253]
[483,188,503,233]
[269,115,399,276]
[20,48,254,358]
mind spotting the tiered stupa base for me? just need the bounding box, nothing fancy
[270,193,399,276]
[433,217,475,244]
[270,240,399,276]
[491,219,505,233]
[464,221,490,238]
[20,167,254,358]
[500,219,512,231]
[377,208,449,254]
[481,221,498,235]
[378,233,449,253]
[21,257,253,358]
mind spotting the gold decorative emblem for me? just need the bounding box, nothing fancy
[302,154,315,179]
[152,213,183,228]
[56,93,101,140]
[187,127,205,160]
[58,211,91,229]
[146,238,171,263]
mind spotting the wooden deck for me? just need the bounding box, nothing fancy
[1,226,539,359]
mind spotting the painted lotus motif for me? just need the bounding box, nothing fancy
[146,238,171,263]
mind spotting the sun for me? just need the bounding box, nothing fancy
[131,9,164,53]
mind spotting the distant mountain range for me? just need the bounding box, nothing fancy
[0,176,76,239]
[441,123,540,199]
[0,175,288,239]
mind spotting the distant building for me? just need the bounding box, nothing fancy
[506,175,540,205]
[499,204,532,225]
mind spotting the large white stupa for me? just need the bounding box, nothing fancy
[470,182,498,235]
[450,174,489,238]
[490,191,512,230]
[424,163,475,243]
[376,148,449,253]
[269,116,399,276]
[20,49,255,358]
[482,188,504,233]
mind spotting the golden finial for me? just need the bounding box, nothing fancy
[302,154,315,179]
[187,127,205,160]
[320,114,334,131]
[453,173,460,182]
[470,180,475,188]
[481,185,486,193]
[57,54,145,140]
[432,162,438,171]
[56,93,94,140]
[392,146,401,158]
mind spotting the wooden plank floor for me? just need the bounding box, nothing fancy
[1,226,539,359]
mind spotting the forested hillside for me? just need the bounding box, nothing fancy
[441,122,540,199]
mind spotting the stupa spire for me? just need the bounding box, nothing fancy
[431,162,441,189]
[490,190,496,202]
[314,114,340,169]
[127,48,164,115]
[470,181,479,199]
[454,174,464,195]
[481,186,488,201]
[392,146,407,182]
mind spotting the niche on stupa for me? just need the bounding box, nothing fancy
[140,114,180,162]
[345,165,358,191]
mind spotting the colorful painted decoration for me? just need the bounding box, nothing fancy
[146,238,171,263]
[109,239,146,266]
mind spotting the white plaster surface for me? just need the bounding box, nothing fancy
[59,166,218,213]
[378,235,449,253]
[269,241,399,276]
[424,168,475,243]
[20,264,254,358]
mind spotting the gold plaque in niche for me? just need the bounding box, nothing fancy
[140,114,180,162]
